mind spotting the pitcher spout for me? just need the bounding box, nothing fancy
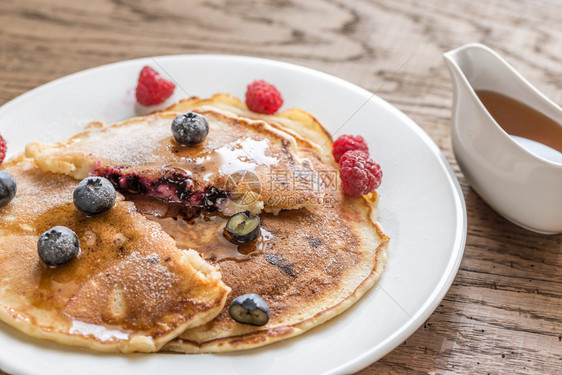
[442,44,480,102]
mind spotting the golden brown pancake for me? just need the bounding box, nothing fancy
[0,157,230,353]
[159,189,388,353]
[25,95,329,215]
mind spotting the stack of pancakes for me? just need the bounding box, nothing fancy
[0,95,388,353]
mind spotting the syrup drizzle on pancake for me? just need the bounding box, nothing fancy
[127,194,274,263]
[168,137,279,182]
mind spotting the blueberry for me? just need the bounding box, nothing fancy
[224,211,260,243]
[38,226,80,267]
[171,112,209,145]
[73,177,116,216]
[0,171,16,207]
[229,293,270,326]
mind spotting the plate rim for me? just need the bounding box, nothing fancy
[0,53,467,375]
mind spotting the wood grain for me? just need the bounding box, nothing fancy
[0,0,560,374]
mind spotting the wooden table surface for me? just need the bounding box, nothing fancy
[0,0,560,374]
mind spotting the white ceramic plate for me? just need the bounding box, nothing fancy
[0,55,466,375]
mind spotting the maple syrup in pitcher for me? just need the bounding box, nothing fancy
[476,90,562,155]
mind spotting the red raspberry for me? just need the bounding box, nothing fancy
[135,66,175,106]
[332,134,369,162]
[245,80,283,114]
[339,150,382,197]
[0,135,6,165]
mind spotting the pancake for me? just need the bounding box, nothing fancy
[0,157,230,353]
[25,95,330,215]
[159,188,388,353]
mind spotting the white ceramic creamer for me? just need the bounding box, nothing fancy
[443,43,562,234]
